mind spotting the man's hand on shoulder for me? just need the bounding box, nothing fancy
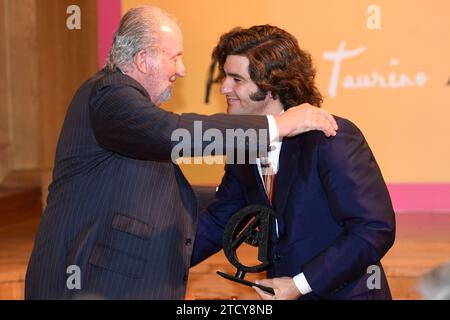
[275,103,338,138]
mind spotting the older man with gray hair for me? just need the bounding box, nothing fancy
[25,5,337,299]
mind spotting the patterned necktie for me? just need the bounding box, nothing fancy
[261,157,279,238]
[261,157,276,205]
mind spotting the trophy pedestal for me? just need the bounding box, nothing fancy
[216,271,274,295]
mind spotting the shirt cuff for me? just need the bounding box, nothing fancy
[293,272,313,295]
[266,115,279,143]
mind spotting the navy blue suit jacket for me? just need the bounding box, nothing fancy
[192,117,396,299]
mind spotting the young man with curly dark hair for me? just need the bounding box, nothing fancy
[191,25,395,300]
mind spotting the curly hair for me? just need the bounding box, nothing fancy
[212,25,323,109]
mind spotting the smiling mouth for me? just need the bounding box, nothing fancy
[226,97,240,105]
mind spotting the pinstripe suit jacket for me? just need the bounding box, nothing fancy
[25,69,268,300]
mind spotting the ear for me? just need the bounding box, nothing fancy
[134,49,148,73]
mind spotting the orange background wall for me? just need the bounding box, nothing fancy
[122,0,450,186]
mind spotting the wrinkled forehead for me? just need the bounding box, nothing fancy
[161,19,180,34]
[156,15,182,38]
[155,19,183,54]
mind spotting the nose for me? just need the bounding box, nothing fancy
[176,58,186,78]
[221,77,232,95]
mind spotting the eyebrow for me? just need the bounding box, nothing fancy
[226,72,246,80]
[170,51,183,59]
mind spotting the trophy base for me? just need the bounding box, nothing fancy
[216,271,275,295]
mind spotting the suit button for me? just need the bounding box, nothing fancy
[183,274,188,282]
[185,238,192,245]
[274,254,281,261]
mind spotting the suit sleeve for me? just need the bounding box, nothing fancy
[301,119,396,298]
[89,75,269,160]
[191,166,248,266]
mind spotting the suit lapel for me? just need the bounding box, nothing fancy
[273,137,301,216]
[239,164,270,206]
[252,164,271,206]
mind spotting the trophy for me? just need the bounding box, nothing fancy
[217,204,276,295]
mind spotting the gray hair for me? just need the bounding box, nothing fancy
[105,6,176,72]
[417,261,450,300]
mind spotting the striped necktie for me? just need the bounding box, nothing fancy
[261,157,279,238]
[261,157,276,205]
